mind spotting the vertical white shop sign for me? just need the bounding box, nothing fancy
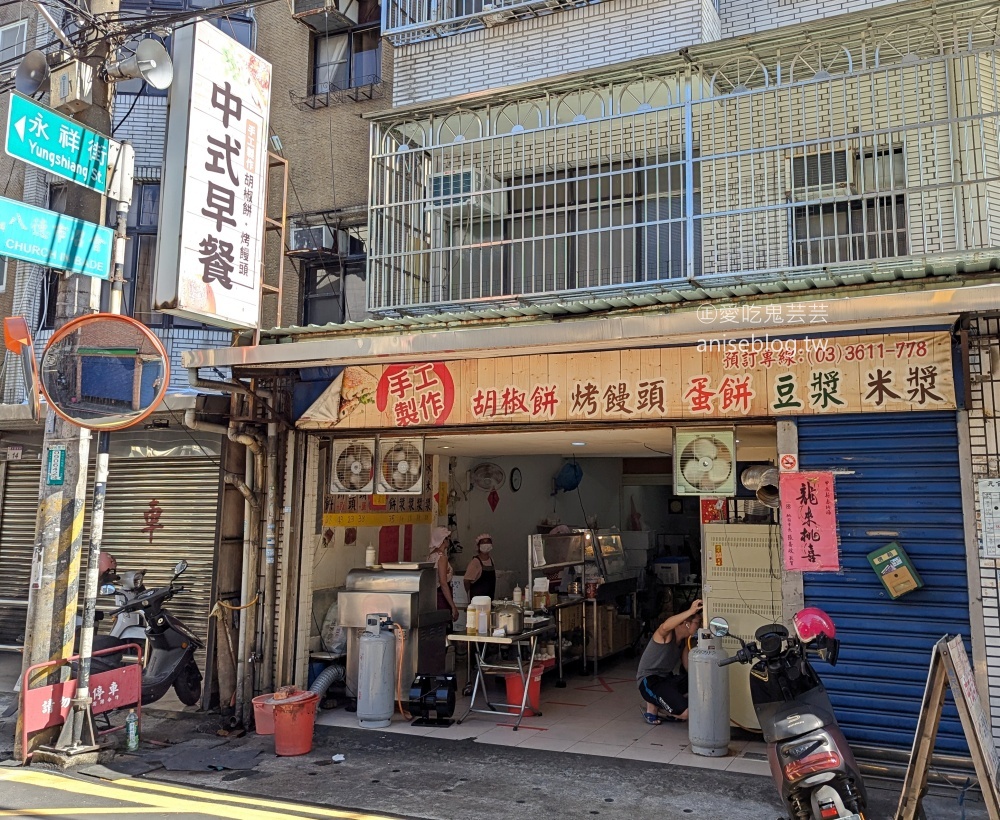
[153,22,272,329]
[979,478,1000,558]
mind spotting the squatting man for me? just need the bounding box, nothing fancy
[636,599,703,724]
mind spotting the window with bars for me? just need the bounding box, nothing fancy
[792,147,908,266]
[443,158,700,300]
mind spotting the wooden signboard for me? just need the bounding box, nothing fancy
[895,635,1000,819]
[297,331,956,430]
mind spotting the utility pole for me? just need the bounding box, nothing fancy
[16,0,119,759]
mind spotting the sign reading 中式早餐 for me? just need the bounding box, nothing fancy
[297,331,956,430]
[0,196,112,279]
[780,471,840,572]
[5,92,111,194]
[153,22,272,329]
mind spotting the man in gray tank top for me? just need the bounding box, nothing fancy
[636,599,703,724]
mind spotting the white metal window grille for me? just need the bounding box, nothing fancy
[369,28,1000,314]
[791,148,908,267]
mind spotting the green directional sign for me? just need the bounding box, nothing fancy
[0,195,113,279]
[4,92,110,194]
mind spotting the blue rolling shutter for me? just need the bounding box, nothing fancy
[797,412,970,755]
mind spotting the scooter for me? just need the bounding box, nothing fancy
[711,608,868,820]
[94,560,204,706]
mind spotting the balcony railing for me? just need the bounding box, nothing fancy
[383,0,599,44]
[368,29,1000,314]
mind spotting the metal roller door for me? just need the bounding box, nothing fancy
[0,462,43,645]
[98,457,220,656]
[797,411,971,755]
[0,457,221,655]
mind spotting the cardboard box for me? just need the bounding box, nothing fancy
[585,605,617,658]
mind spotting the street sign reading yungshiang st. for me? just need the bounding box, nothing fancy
[0,195,113,279]
[4,92,111,194]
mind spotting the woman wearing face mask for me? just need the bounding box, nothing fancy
[463,533,497,600]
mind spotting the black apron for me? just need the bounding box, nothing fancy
[468,556,496,599]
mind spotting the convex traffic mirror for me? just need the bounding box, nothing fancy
[39,313,169,431]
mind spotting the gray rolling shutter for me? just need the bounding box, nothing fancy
[97,457,220,662]
[0,462,43,645]
[0,457,220,661]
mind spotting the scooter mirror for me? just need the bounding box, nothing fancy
[173,560,188,577]
[709,617,729,638]
[100,584,116,596]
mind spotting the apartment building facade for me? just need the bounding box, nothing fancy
[172,0,1000,766]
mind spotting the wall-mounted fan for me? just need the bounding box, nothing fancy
[376,437,425,495]
[470,462,505,491]
[673,431,736,496]
[330,438,376,494]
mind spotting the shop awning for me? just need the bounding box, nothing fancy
[182,279,1000,373]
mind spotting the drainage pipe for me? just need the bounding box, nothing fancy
[229,425,265,727]
[260,422,279,694]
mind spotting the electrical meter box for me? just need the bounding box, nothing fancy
[867,541,924,599]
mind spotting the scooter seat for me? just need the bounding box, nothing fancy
[768,704,833,741]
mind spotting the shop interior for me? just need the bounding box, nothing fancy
[310,424,779,771]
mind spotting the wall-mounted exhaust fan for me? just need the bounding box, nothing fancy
[376,437,425,495]
[470,462,505,491]
[330,438,376,494]
[673,431,736,496]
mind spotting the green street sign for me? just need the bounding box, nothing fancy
[0,195,113,279]
[4,92,110,194]
[46,445,66,486]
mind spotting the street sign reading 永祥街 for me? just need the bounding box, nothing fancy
[4,92,110,194]
[0,195,112,279]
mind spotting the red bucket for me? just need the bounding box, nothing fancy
[252,694,275,735]
[504,665,543,715]
[266,690,320,756]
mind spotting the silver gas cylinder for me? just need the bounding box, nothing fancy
[357,613,396,729]
[688,628,731,757]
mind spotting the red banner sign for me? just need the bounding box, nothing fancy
[780,471,840,572]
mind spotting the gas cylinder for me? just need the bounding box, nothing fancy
[357,613,397,729]
[688,628,731,757]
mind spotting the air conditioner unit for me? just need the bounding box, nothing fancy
[427,170,507,220]
[786,149,855,201]
[291,225,336,252]
[292,0,359,32]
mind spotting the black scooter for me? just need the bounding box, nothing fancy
[95,560,204,706]
[711,615,868,820]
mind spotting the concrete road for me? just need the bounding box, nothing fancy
[0,765,411,819]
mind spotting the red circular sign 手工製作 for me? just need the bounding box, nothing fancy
[375,363,455,425]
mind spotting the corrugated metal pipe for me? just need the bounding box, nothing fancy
[308,663,346,698]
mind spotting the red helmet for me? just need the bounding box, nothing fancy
[792,607,836,644]
[98,552,117,576]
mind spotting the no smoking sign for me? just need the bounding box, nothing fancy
[779,453,798,472]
